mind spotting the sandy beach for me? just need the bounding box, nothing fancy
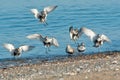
[0,51,120,80]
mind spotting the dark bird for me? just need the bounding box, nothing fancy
[31,6,58,25]
[27,34,59,53]
[3,43,35,57]
[69,26,80,43]
[79,27,111,48]
[77,42,86,52]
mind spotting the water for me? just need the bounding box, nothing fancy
[0,0,120,67]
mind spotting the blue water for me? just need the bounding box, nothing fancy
[0,0,120,61]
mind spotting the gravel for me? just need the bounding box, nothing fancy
[0,51,120,80]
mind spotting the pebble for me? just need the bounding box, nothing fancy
[59,78,64,80]
[115,68,119,71]
[0,51,120,80]
[87,69,91,72]
[85,76,88,79]
[112,61,118,64]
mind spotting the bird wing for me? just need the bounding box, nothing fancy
[44,6,57,14]
[101,34,111,42]
[31,9,41,19]
[79,27,96,41]
[69,26,73,39]
[52,38,59,47]
[69,26,73,32]
[27,34,44,41]
[3,43,15,52]
[19,45,35,52]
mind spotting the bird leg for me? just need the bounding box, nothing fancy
[45,48,48,54]
[74,40,78,46]
[48,47,51,51]
[43,21,48,26]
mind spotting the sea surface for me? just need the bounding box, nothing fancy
[0,0,120,67]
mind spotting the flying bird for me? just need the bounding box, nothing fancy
[79,27,111,48]
[77,42,86,52]
[31,6,58,25]
[66,44,75,54]
[69,26,80,43]
[27,34,59,53]
[3,43,35,57]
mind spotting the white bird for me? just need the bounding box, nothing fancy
[79,27,111,48]
[27,34,59,53]
[77,42,86,52]
[66,44,75,54]
[31,6,58,25]
[3,43,35,57]
[69,26,80,43]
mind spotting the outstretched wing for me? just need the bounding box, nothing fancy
[101,34,111,42]
[52,38,59,47]
[31,9,41,19]
[69,26,73,39]
[27,34,44,41]
[19,45,35,52]
[69,26,73,32]
[79,27,96,41]
[44,6,58,14]
[3,43,15,52]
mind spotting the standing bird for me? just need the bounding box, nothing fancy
[3,43,35,57]
[66,44,75,54]
[31,6,58,25]
[79,27,111,48]
[69,26,80,43]
[77,42,86,52]
[26,34,59,53]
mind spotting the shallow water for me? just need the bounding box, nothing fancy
[0,0,120,66]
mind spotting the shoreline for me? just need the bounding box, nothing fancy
[0,51,120,80]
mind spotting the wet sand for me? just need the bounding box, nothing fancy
[0,51,120,80]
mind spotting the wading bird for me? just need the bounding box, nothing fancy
[27,34,59,53]
[3,43,35,58]
[31,6,58,25]
[79,27,111,48]
[77,42,86,52]
[66,44,75,54]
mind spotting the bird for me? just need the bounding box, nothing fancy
[79,27,111,48]
[77,42,86,52]
[26,34,59,53]
[31,5,58,25]
[3,43,35,57]
[66,44,75,54]
[69,26,80,43]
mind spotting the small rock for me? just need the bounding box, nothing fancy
[79,66,84,69]
[106,56,111,59]
[76,68,80,72]
[63,72,76,76]
[59,78,64,80]
[115,68,119,71]
[69,72,77,75]
[85,76,88,79]
[112,61,118,64]
[39,71,43,75]
[87,69,91,72]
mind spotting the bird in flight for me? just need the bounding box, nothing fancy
[3,43,35,58]
[31,6,58,25]
[79,27,111,48]
[69,26,81,44]
[27,34,59,53]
